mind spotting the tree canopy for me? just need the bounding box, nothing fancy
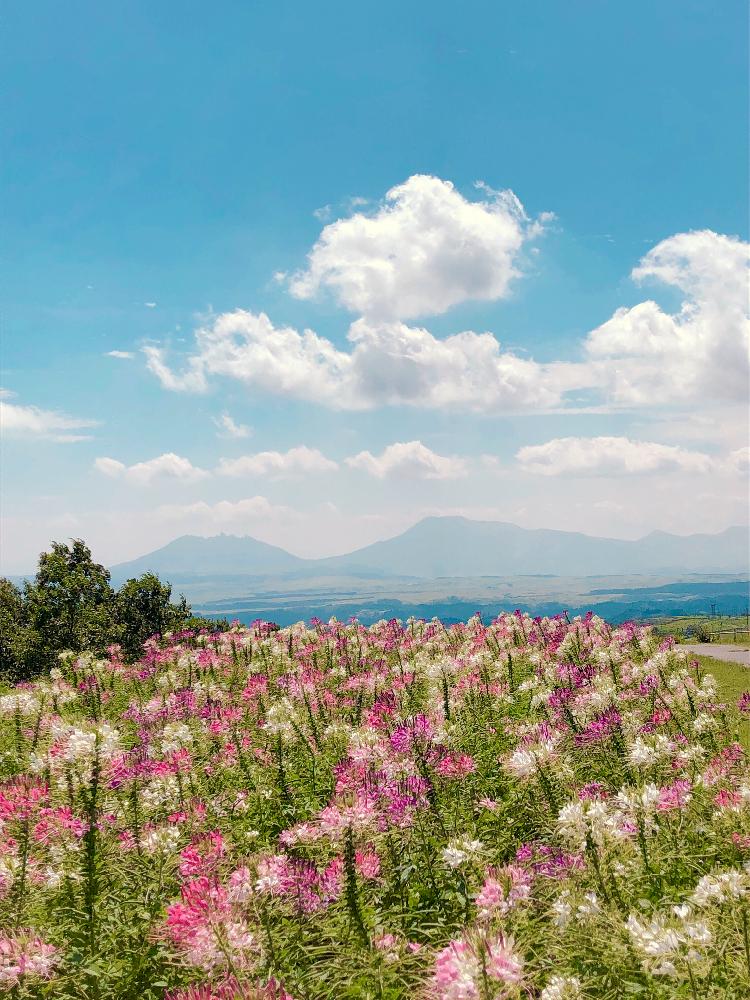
[0,539,224,680]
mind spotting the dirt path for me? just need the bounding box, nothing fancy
[680,644,750,667]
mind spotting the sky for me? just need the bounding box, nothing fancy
[2,0,749,573]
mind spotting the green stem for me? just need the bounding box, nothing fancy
[686,960,700,1000]
[344,827,368,947]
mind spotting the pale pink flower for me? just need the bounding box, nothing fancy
[475,864,532,919]
[485,933,525,989]
[0,931,57,986]
[166,977,294,999]
[428,938,481,999]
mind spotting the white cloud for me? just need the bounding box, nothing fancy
[144,227,748,416]
[144,310,566,412]
[213,413,252,439]
[105,350,135,360]
[345,318,570,410]
[723,446,750,476]
[312,204,332,222]
[143,345,209,392]
[94,452,210,484]
[217,446,338,478]
[346,440,468,480]
[156,495,297,527]
[585,230,750,405]
[142,312,349,399]
[0,390,97,442]
[289,174,544,319]
[144,302,157,309]
[516,436,714,476]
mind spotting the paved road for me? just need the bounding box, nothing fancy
[680,644,750,667]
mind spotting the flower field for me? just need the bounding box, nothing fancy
[0,613,749,999]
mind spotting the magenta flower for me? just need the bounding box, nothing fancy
[574,709,622,747]
[165,877,261,974]
[656,779,692,812]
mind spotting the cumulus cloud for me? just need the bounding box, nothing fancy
[586,230,750,405]
[105,350,135,360]
[0,390,97,442]
[144,222,748,415]
[217,446,338,478]
[346,440,468,480]
[142,312,349,400]
[144,310,568,412]
[213,413,252,439]
[289,174,544,319]
[94,452,210,484]
[516,436,714,476]
[344,319,572,410]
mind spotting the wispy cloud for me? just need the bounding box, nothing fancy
[213,413,253,439]
[156,495,299,526]
[0,390,97,442]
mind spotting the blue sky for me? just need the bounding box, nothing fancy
[2,0,748,572]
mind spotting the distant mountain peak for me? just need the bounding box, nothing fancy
[110,531,308,580]
[107,518,749,584]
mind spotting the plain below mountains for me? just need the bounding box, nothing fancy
[110,517,749,583]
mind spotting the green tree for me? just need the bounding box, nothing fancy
[114,573,192,656]
[24,539,116,664]
[2,540,226,679]
[0,578,40,680]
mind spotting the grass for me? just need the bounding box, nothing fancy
[654,614,750,646]
[682,635,750,649]
[689,651,750,747]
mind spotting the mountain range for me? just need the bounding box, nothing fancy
[110,517,749,582]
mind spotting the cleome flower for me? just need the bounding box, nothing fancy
[1,610,748,997]
[426,932,525,999]
[0,931,57,987]
[626,910,713,978]
[442,837,484,869]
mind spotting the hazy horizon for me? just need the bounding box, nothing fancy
[5,515,750,577]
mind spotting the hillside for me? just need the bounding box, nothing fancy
[109,532,307,583]
[111,517,749,583]
[320,517,750,577]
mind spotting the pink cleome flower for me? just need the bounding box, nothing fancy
[165,877,260,974]
[427,933,525,999]
[475,864,532,919]
[0,931,57,987]
[166,976,295,999]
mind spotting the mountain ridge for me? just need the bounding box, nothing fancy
[109,516,749,581]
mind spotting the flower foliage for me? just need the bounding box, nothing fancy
[0,612,748,998]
